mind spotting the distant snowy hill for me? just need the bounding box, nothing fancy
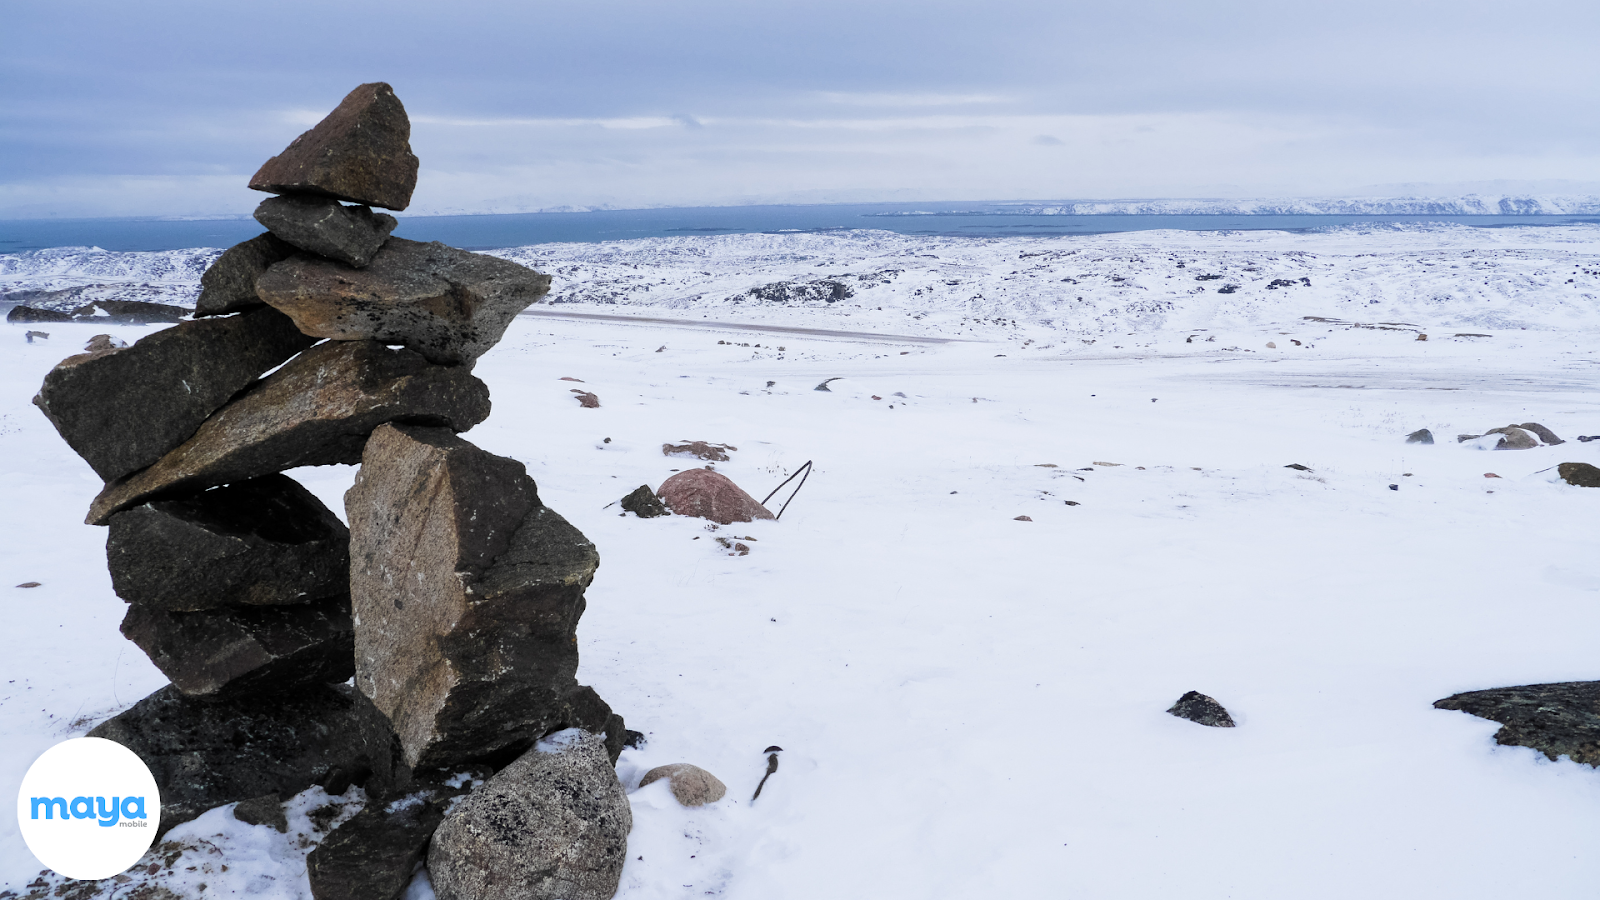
[866,196,1600,217]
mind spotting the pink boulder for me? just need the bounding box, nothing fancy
[657,469,775,525]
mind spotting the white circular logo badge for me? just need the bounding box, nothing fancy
[16,737,161,880]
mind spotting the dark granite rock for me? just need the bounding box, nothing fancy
[120,594,354,697]
[87,683,365,835]
[87,340,491,524]
[1166,690,1236,727]
[307,776,483,900]
[68,300,188,324]
[1435,681,1600,766]
[250,82,420,211]
[1557,462,1600,487]
[253,196,397,268]
[196,233,296,317]
[428,731,631,900]
[1519,422,1564,445]
[347,424,617,772]
[232,794,288,833]
[33,307,317,482]
[620,484,668,518]
[107,473,349,611]
[257,238,551,366]
[1405,428,1434,444]
[6,305,73,324]
[657,468,775,525]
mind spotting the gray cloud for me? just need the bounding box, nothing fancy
[3,0,1597,217]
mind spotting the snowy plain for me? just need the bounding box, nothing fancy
[2,223,1600,898]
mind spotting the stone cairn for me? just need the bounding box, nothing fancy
[33,84,633,900]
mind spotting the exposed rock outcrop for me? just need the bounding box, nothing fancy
[1435,681,1600,766]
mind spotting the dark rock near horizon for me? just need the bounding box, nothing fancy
[1435,681,1600,766]
[6,305,73,324]
[107,473,349,610]
[120,594,354,697]
[257,238,551,366]
[33,307,316,482]
[253,195,397,268]
[87,340,491,524]
[69,299,189,324]
[1484,426,1539,450]
[620,484,668,518]
[87,683,366,835]
[1557,462,1600,487]
[250,82,420,211]
[347,424,621,773]
[308,775,483,900]
[196,233,296,317]
[1405,428,1434,444]
[1167,690,1236,727]
[428,731,631,900]
[657,468,775,525]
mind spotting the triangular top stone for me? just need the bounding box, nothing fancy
[250,82,420,211]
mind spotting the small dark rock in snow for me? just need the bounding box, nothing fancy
[253,195,397,268]
[428,730,631,900]
[638,763,727,807]
[1577,435,1599,442]
[1284,463,1313,471]
[1389,484,1399,490]
[1517,422,1564,445]
[232,794,288,833]
[1435,681,1600,766]
[620,484,668,518]
[571,389,600,408]
[15,582,40,588]
[1014,515,1033,521]
[1406,428,1435,444]
[1557,462,1600,487]
[657,468,776,525]
[814,378,842,391]
[1167,691,1236,727]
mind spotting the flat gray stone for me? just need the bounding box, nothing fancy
[428,730,631,900]
[196,233,296,317]
[33,306,316,481]
[257,237,551,366]
[107,473,348,611]
[87,340,491,524]
[253,195,397,268]
[120,594,354,697]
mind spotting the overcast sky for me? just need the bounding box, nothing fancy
[3,0,1597,218]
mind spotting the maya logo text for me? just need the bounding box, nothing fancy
[29,795,148,827]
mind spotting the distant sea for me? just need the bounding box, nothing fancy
[2,202,1596,254]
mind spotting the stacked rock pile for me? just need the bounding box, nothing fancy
[33,84,633,900]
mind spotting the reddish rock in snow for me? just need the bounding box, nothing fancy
[656,468,774,525]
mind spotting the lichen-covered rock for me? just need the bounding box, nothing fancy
[1435,681,1600,766]
[87,684,365,835]
[347,424,620,772]
[428,731,631,900]
[195,233,296,317]
[257,237,550,366]
[87,340,491,524]
[1166,690,1236,727]
[249,82,419,211]
[253,195,397,268]
[638,764,727,807]
[657,468,775,525]
[120,595,354,697]
[107,473,349,610]
[33,307,315,481]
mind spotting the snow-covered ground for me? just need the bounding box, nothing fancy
[3,224,1600,898]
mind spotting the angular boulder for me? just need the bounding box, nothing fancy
[348,424,618,771]
[33,306,317,481]
[253,195,397,268]
[256,238,551,366]
[1166,690,1236,727]
[195,233,296,317]
[249,82,420,211]
[307,776,482,900]
[620,484,667,518]
[657,468,776,525]
[428,730,631,900]
[1435,681,1600,766]
[638,763,727,807]
[120,595,354,697]
[87,340,491,524]
[87,683,365,835]
[107,473,349,610]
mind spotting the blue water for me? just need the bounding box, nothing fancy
[2,203,1595,254]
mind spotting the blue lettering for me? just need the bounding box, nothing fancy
[96,796,120,827]
[121,796,146,820]
[30,797,68,820]
[70,797,94,819]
